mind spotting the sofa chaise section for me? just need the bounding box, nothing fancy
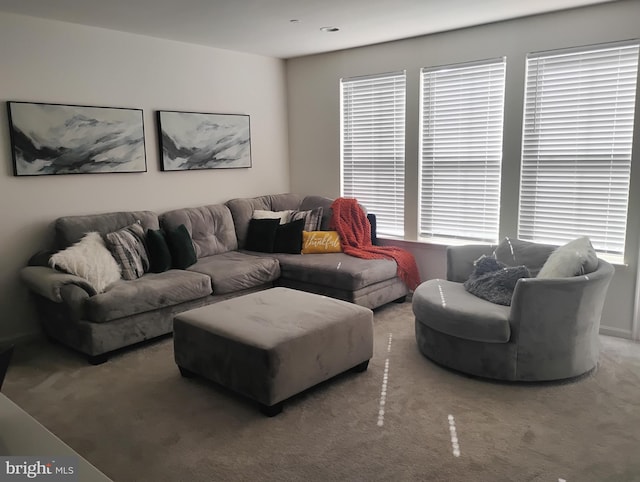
[226,194,409,309]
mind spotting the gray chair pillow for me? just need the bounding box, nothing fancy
[537,236,598,278]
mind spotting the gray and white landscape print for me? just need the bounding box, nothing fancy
[158,111,251,170]
[8,102,146,176]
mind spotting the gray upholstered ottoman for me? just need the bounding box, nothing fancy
[173,287,374,416]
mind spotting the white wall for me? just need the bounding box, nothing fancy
[0,13,290,342]
[286,0,640,338]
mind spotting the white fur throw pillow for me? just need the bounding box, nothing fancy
[537,236,598,278]
[50,232,121,293]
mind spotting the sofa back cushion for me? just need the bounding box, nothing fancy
[55,211,159,250]
[160,204,237,258]
[226,193,304,249]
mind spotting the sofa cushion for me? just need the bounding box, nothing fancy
[55,211,159,250]
[413,279,511,343]
[263,252,397,291]
[160,204,238,258]
[85,270,212,323]
[187,251,280,295]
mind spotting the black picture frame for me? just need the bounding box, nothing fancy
[157,110,252,171]
[7,101,147,176]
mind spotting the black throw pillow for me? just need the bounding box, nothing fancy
[146,229,172,273]
[367,213,379,246]
[274,218,305,254]
[28,250,56,267]
[165,224,197,269]
[245,218,280,253]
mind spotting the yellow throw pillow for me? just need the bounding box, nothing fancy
[301,231,342,254]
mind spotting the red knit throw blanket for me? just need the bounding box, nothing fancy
[330,198,421,290]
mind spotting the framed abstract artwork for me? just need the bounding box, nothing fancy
[7,101,147,176]
[157,110,252,171]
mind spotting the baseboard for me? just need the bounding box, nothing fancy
[599,325,632,339]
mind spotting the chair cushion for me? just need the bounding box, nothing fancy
[413,279,511,343]
[85,270,212,323]
[187,251,280,294]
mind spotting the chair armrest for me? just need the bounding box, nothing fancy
[446,244,496,282]
[21,266,96,303]
[509,261,614,373]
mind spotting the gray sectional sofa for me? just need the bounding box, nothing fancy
[21,193,408,364]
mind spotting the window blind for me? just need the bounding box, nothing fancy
[519,42,639,258]
[419,58,506,243]
[341,71,406,237]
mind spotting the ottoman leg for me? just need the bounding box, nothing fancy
[178,366,196,378]
[260,402,283,417]
[352,360,369,373]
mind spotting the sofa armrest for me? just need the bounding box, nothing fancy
[21,266,96,303]
[446,244,496,282]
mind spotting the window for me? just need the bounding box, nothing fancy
[341,71,406,237]
[519,42,639,258]
[419,58,506,243]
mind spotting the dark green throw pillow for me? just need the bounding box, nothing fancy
[274,219,305,254]
[165,224,197,269]
[245,218,280,253]
[146,229,172,273]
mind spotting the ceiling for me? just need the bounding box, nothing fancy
[0,0,617,59]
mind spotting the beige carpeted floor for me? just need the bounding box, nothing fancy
[4,301,640,481]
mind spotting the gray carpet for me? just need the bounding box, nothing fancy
[4,301,640,481]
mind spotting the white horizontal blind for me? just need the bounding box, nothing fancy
[341,72,406,236]
[419,59,506,243]
[519,42,639,257]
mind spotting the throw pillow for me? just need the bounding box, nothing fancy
[28,250,56,267]
[493,237,555,277]
[252,209,292,224]
[464,255,530,306]
[245,218,280,253]
[273,219,305,254]
[290,207,323,232]
[105,222,149,280]
[301,231,342,254]
[537,236,598,278]
[367,213,379,246]
[165,224,197,269]
[146,229,172,273]
[49,232,121,293]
